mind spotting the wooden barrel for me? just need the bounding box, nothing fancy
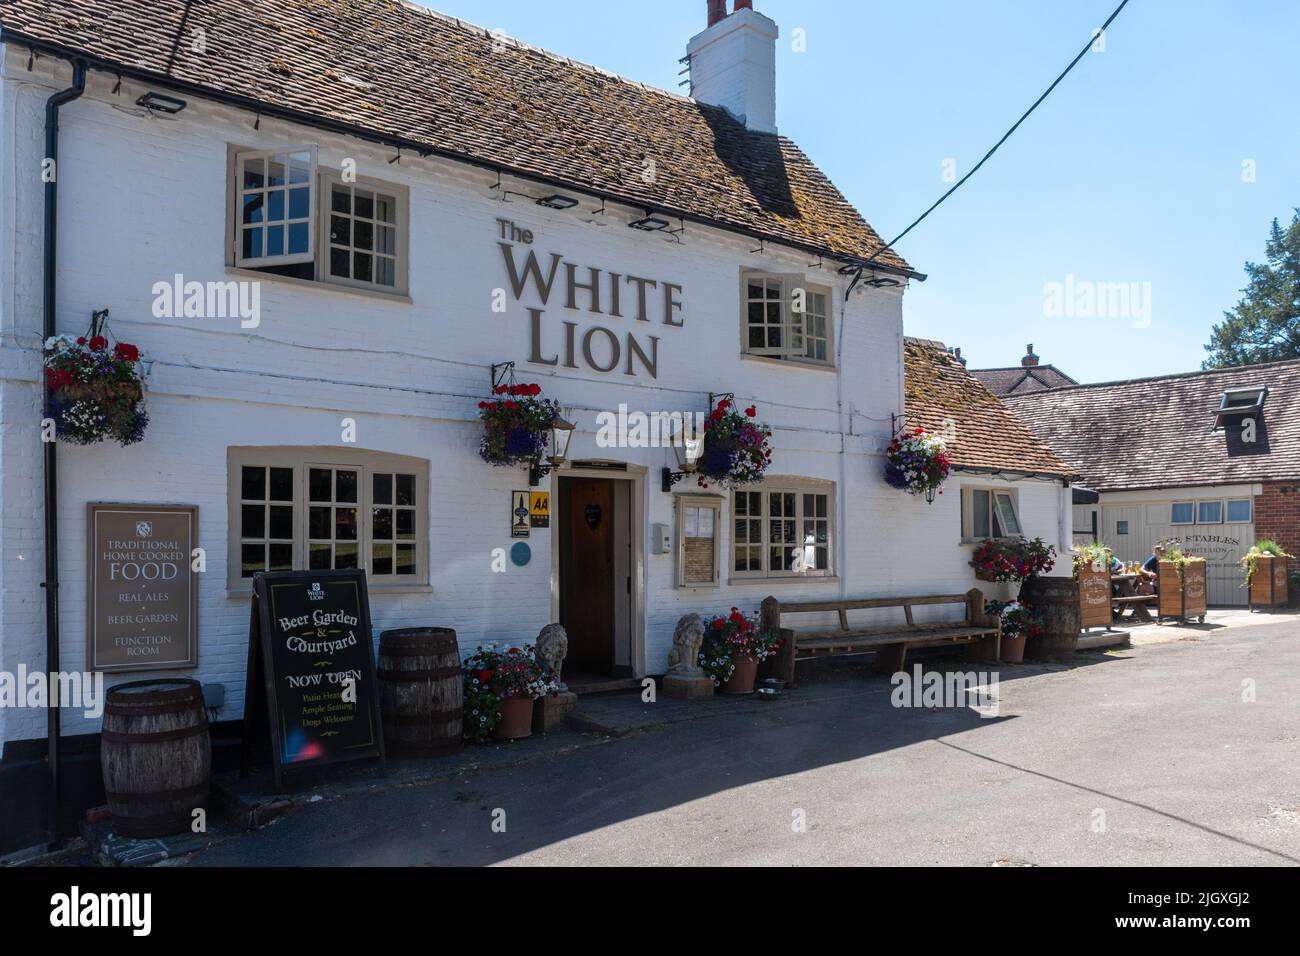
[101,678,210,838]
[377,628,463,757]
[1020,575,1080,660]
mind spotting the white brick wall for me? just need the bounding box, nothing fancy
[0,59,1065,745]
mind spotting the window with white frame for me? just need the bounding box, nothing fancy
[732,485,834,577]
[1226,498,1253,523]
[230,146,408,294]
[741,273,833,365]
[1197,500,1224,524]
[228,448,426,588]
[961,487,1023,540]
[676,495,722,588]
[1170,502,1195,524]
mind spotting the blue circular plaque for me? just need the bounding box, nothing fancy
[510,542,531,567]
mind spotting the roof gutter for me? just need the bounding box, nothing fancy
[5,32,926,283]
[41,56,86,851]
[953,464,1079,485]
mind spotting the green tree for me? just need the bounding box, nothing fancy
[1203,209,1300,368]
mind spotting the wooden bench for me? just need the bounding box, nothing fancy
[1113,594,1157,623]
[759,589,1001,687]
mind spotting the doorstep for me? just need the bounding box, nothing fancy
[564,673,644,695]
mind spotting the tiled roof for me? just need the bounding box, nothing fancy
[0,0,915,275]
[1004,360,1300,491]
[971,365,1078,396]
[904,338,1075,478]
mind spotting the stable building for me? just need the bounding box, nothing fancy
[0,0,1074,852]
[1005,360,1300,605]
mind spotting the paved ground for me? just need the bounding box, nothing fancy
[189,615,1300,866]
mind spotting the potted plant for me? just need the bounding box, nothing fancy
[987,599,1039,663]
[970,538,1056,583]
[884,426,951,504]
[699,608,782,695]
[460,644,556,741]
[1241,540,1292,609]
[694,398,772,490]
[43,310,148,446]
[478,382,560,473]
[1158,546,1207,623]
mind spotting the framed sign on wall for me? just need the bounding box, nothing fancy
[86,503,199,673]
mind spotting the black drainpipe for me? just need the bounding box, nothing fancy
[42,59,86,849]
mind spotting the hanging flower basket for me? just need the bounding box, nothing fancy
[478,382,559,469]
[884,426,950,502]
[43,311,148,446]
[694,398,772,490]
[970,538,1056,583]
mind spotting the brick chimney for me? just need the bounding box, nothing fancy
[688,1,779,134]
[1021,343,1040,367]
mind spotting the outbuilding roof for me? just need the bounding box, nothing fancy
[904,338,1076,479]
[971,365,1079,396]
[1,0,916,276]
[1004,359,1300,491]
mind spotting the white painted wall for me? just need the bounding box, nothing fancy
[0,58,1065,744]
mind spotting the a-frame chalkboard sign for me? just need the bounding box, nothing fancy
[241,569,385,790]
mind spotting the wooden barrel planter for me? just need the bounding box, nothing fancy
[1019,575,1080,659]
[377,628,463,758]
[1078,568,1112,630]
[1158,560,1207,623]
[101,678,210,838]
[1249,555,1289,610]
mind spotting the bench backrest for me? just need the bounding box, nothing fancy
[761,589,987,633]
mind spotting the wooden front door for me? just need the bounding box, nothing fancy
[559,477,615,675]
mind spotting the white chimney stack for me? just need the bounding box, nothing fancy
[687,1,779,134]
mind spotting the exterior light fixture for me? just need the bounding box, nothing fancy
[629,215,671,232]
[661,419,704,493]
[537,194,579,210]
[548,411,576,466]
[529,409,576,486]
[135,92,187,114]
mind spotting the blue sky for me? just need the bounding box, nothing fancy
[423,0,1300,383]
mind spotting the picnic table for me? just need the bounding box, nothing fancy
[1112,572,1157,623]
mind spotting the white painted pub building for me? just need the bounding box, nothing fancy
[0,0,1073,848]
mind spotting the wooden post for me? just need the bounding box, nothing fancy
[759,596,797,688]
[965,587,999,662]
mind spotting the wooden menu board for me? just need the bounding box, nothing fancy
[241,569,385,789]
[1078,568,1112,629]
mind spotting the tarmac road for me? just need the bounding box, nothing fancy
[191,618,1300,866]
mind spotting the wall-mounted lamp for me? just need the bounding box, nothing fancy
[537,194,579,210]
[136,92,187,114]
[528,409,576,486]
[661,420,703,493]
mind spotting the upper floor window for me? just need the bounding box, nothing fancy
[229,145,409,296]
[741,273,833,366]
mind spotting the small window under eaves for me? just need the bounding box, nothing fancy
[1212,386,1267,431]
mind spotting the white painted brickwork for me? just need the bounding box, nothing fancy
[0,59,1065,744]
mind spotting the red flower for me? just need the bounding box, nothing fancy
[113,342,140,362]
[745,406,757,417]
[478,669,493,683]
[712,619,725,630]
[44,367,71,390]
[88,336,108,351]
[494,385,508,394]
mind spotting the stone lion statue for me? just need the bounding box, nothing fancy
[536,623,569,692]
[667,613,705,676]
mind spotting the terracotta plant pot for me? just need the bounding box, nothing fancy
[1000,634,1027,664]
[721,655,758,695]
[492,696,535,740]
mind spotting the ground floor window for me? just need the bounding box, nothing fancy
[228,448,427,588]
[731,483,834,578]
[961,486,1022,540]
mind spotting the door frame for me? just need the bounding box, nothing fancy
[550,461,647,678]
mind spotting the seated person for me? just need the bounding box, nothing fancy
[1140,543,1165,592]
